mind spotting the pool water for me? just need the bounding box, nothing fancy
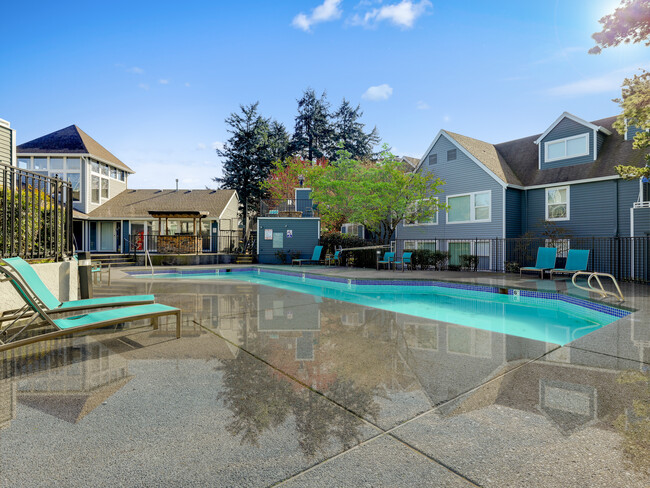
[131,270,630,345]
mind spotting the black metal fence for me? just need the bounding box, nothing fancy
[393,237,650,283]
[129,230,243,255]
[260,198,316,218]
[0,162,73,260]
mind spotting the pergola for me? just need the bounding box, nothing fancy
[148,210,209,236]
[147,210,210,254]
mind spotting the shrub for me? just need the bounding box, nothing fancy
[274,250,288,264]
[460,254,479,271]
[408,249,449,270]
[505,261,520,273]
[447,264,461,271]
[345,248,379,268]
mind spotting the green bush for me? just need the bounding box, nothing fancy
[505,261,520,273]
[460,254,479,271]
[345,248,379,268]
[408,249,449,270]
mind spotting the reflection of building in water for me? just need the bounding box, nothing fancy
[1,337,131,424]
[0,375,17,430]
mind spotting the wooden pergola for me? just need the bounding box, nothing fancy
[148,210,210,254]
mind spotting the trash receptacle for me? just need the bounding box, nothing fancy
[78,251,93,299]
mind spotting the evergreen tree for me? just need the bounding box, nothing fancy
[267,120,291,162]
[331,98,380,160]
[291,88,332,160]
[214,102,275,232]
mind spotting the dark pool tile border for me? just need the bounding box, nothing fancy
[125,267,630,319]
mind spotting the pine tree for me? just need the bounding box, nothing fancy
[214,102,275,232]
[291,88,332,161]
[267,121,291,162]
[331,98,380,160]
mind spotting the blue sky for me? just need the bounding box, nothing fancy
[1,0,647,188]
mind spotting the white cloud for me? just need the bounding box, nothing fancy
[292,0,342,32]
[355,0,431,29]
[416,100,429,110]
[362,84,393,101]
[159,79,169,84]
[138,83,150,90]
[196,143,207,150]
[546,66,647,97]
[127,66,145,74]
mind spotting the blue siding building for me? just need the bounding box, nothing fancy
[396,112,650,265]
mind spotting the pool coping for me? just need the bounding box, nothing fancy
[125,265,633,319]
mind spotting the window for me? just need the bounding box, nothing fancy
[447,191,491,223]
[428,154,437,165]
[91,176,100,203]
[404,240,437,251]
[448,241,470,266]
[33,158,47,170]
[110,167,117,179]
[101,164,109,176]
[545,238,570,258]
[545,186,569,221]
[119,170,126,182]
[544,134,589,162]
[90,160,99,173]
[17,158,30,169]
[404,199,437,226]
[447,149,457,161]
[341,223,364,237]
[67,173,81,201]
[66,157,81,170]
[50,158,64,170]
[101,178,109,199]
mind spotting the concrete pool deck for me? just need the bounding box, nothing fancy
[0,265,648,486]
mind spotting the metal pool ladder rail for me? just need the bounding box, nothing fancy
[571,271,625,302]
[145,250,154,276]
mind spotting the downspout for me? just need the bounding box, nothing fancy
[615,179,619,237]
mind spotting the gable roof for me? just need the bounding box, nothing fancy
[87,189,238,219]
[416,115,648,188]
[533,111,611,145]
[17,125,134,173]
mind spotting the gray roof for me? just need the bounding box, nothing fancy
[439,115,648,187]
[17,125,134,173]
[87,189,238,219]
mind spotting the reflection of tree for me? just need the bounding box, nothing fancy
[615,370,650,476]
[221,351,378,458]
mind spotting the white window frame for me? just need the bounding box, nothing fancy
[403,240,438,251]
[545,186,570,221]
[341,223,365,236]
[446,191,491,224]
[404,199,438,227]
[89,158,111,203]
[544,134,589,162]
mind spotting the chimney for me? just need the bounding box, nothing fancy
[175,179,179,191]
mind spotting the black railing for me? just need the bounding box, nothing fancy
[129,230,243,255]
[391,237,650,283]
[260,198,316,217]
[0,162,73,260]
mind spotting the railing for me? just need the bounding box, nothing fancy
[260,198,316,218]
[0,162,73,260]
[633,201,650,208]
[391,237,650,283]
[129,230,243,255]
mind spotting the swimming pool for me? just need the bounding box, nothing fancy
[129,268,631,345]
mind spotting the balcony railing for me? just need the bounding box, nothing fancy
[260,198,316,218]
[0,162,73,260]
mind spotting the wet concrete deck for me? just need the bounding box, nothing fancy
[0,265,648,486]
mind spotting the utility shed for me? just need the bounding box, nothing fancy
[257,218,320,264]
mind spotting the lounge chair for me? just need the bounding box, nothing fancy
[0,265,181,352]
[394,252,413,271]
[519,247,557,279]
[377,252,395,270]
[0,257,155,322]
[549,249,590,279]
[292,246,323,266]
[326,250,341,266]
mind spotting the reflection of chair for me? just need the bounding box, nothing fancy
[394,252,412,271]
[292,246,323,266]
[550,250,589,278]
[520,247,557,279]
[0,265,181,353]
[1,257,154,321]
[378,252,394,270]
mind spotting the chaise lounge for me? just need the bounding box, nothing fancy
[292,246,323,266]
[520,247,557,279]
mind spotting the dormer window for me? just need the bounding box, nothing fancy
[545,134,589,162]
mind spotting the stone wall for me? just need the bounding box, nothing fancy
[0,260,78,312]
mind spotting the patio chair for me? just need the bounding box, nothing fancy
[519,247,557,279]
[0,257,155,322]
[0,265,181,352]
[549,249,590,279]
[292,246,323,266]
[326,250,341,266]
[394,252,413,272]
[377,252,395,270]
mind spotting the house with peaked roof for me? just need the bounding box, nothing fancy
[17,125,239,254]
[396,112,650,267]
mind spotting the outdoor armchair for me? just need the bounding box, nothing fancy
[394,252,413,271]
[377,252,395,270]
[520,247,557,279]
[549,249,590,278]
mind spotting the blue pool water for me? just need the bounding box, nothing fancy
[131,269,630,345]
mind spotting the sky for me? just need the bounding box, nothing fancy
[1,0,648,189]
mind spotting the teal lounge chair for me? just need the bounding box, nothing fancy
[292,246,323,266]
[520,247,557,279]
[549,249,590,278]
[394,252,413,271]
[0,265,181,352]
[378,252,395,270]
[1,257,155,321]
